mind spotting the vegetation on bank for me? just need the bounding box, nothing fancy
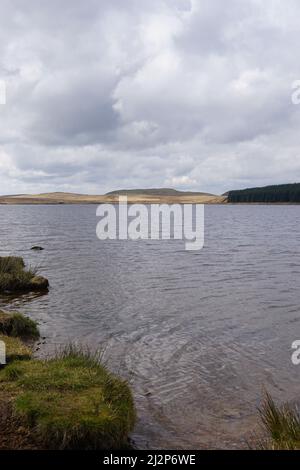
[0,256,49,294]
[0,311,39,339]
[0,310,37,363]
[228,183,300,203]
[0,308,298,450]
[258,393,300,449]
[3,254,296,451]
[0,335,32,363]
[0,346,135,449]
[0,254,135,450]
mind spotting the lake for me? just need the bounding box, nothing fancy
[0,204,299,449]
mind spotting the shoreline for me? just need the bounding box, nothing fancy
[1,196,300,206]
[0,196,226,205]
[1,201,300,206]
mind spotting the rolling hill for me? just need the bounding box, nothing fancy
[0,190,225,205]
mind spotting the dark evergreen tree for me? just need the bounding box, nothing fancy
[228,183,300,203]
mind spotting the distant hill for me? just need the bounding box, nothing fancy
[228,183,300,203]
[2,184,300,205]
[0,190,225,205]
[106,188,216,197]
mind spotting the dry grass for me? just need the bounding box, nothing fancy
[0,192,227,205]
[258,393,300,449]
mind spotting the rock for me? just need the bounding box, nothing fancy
[31,246,44,251]
[29,276,49,291]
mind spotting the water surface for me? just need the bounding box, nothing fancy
[0,204,299,449]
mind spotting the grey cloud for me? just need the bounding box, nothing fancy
[0,0,300,195]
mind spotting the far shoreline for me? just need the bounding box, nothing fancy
[2,200,300,206]
[1,183,300,205]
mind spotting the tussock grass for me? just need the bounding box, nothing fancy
[0,256,48,294]
[54,343,106,366]
[0,311,39,339]
[0,345,135,449]
[0,335,32,363]
[258,393,300,449]
[0,257,25,272]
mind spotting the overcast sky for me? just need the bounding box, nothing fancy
[0,0,300,195]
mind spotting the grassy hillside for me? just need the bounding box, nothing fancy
[0,191,225,205]
[106,188,215,196]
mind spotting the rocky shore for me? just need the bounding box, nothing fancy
[0,257,135,450]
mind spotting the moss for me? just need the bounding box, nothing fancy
[0,335,32,363]
[0,347,135,449]
[0,311,39,339]
[29,276,49,291]
[0,256,49,294]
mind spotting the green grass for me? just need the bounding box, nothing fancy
[0,256,48,293]
[0,346,135,449]
[0,335,32,363]
[258,393,300,449]
[0,310,39,339]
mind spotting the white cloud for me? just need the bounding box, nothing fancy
[0,0,300,195]
[165,175,197,187]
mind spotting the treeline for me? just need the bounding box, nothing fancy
[228,183,300,203]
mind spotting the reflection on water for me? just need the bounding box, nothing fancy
[0,204,300,449]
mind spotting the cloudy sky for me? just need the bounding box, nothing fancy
[0,0,300,195]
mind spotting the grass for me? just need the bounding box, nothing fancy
[0,345,135,449]
[0,310,39,339]
[258,393,300,449]
[0,335,32,363]
[0,256,48,294]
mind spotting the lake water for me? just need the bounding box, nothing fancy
[0,204,300,449]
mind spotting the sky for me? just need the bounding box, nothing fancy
[0,0,300,195]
